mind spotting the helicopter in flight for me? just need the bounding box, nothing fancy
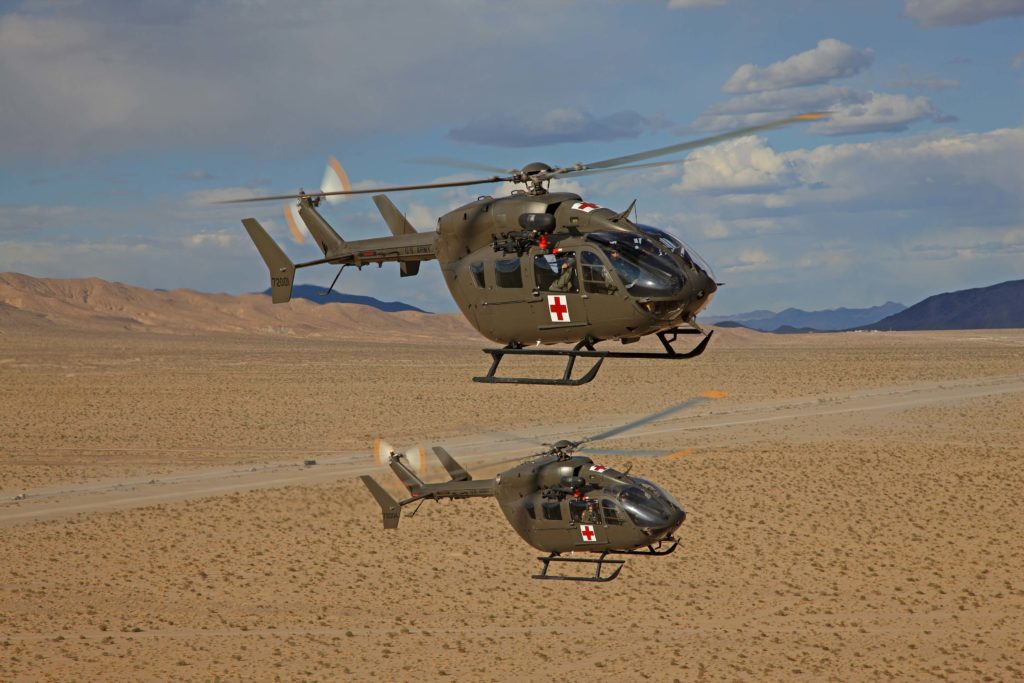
[229,113,825,385]
[359,393,721,582]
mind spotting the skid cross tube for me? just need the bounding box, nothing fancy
[472,329,713,386]
[532,551,626,582]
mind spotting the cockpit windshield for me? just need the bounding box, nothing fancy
[615,483,675,528]
[638,224,715,279]
[586,232,683,298]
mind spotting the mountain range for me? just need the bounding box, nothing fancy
[260,285,427,313]
[704,302,906,332]
[0,272,476,342]
[863,279,1024,331]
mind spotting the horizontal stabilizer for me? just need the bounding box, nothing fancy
[242,218,295,304]
[433,446,471,482]
[360,475,401,529]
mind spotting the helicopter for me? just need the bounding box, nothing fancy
[359,393,720,582]
[229,112,826,385]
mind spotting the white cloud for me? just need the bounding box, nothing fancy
[809,92,940,135]
[904,0,1024,27]
[723,39,874,94]
[673,136,797,193]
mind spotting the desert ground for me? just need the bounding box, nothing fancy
[2,303,1024,680]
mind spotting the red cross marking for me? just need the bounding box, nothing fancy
[590,465,607,473]
[577,202,599,210]
[549,296,568,321]
[580,525,595,541]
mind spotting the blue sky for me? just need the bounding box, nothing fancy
[1,0,1022,314]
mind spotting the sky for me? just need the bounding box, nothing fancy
[1,0,1022,315]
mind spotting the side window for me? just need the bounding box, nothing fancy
[581,250,617,295]
[570,499,601,524]
[602,499,622,525]
[470,261,485,288]
[542,501,562,521]
[533,252,578,293]
[494,258,522,288]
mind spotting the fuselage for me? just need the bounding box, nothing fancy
[493,454,686,554]
[435,192,717,345]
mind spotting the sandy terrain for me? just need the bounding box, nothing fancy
[2,279,1024,680]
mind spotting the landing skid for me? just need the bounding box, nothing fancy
[532,551,626,583]
[473,329,713,386]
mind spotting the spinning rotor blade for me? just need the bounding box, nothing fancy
[580,394,714,446]
[548,112,829,178]
[215,175,510,204]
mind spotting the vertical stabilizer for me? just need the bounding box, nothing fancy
[360,476,401,529]
[242,218,295,303]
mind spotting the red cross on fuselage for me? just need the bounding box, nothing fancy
[549,296,568,321]
[577,202,599,210]
[581,526,595,541]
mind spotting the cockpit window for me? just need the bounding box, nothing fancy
[580,250,616,295]
[601,499,622,525]
[586,232,683,298]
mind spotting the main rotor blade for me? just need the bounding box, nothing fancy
[555,156,696,180]
[214,175,511,204]
[551,112,829,176]
[581,394,714,445]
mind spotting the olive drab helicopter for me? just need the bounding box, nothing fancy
[360,394,719,582]
[227,112,826,385]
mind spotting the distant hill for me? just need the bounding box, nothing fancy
[864,279,1024,331]
[260,284,427,313]
[0,272,478,342]
[705,302,906,332]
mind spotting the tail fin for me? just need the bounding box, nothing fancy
[297,197,346,256]
[242,218,295,303]
[360,476,401,529]
[432,446,471,482]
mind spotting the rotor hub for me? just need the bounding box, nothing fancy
[516,162,553,195]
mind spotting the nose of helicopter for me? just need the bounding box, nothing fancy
[689,270,717,315]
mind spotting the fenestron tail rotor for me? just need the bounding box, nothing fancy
[214,112,827,204]
[373,438,428,476]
